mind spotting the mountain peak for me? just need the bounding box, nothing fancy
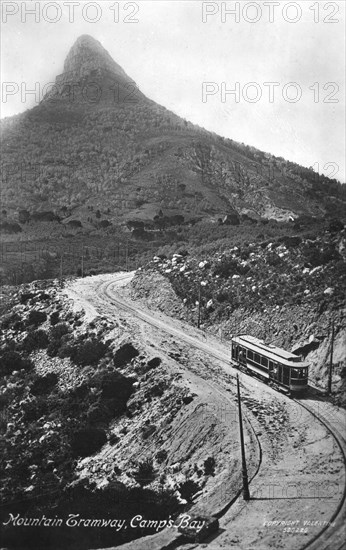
[63,35,128,81]
[42,35,144,105]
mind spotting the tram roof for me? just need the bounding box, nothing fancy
[233,335,309,367]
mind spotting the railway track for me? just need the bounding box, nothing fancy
[94,274,346,550]
[293,396,346,550]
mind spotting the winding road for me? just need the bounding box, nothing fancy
[69,272,346,550]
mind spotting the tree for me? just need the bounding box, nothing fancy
[18,209,30,224]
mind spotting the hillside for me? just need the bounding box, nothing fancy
[1,34,345,231]
[0,276,251,549]
[125,222,346,405]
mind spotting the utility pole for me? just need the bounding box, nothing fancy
[81,247,84,278]
[59,252,63,285]
[237,374,250,501]
[327,318,335,395]
[197,283,201,329]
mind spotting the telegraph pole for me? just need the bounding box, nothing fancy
[197,283,201,329]
[237,374,250,501]
[60,252,63,285]
[81,247,84,278]
[327,318,335,395]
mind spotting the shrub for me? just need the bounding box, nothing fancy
[57,339,75,359]
[47,339,61,357]
[178,479,201,502]
[146,380,166,398]
[50,311,60,325]
[113,343,139,368]
[21,329,49,352]
[89,369,134,413]
[31,373,58,396]
[70,428,107,458]
[147,357,161,369]
[70,338,108,366]
[155,449,167,464]
[50,322,69,341]
[86,402,113,424]
[204,456,216,476]
[22,396,49,422]
[328,218,344,233]
[213,257,239,278]
[19,292,34,304]
[27,310,47,327]
[133,458,156,486]
[0,351,34,376]
[1,312,22,330]
[142,424,156,439]
[109,433,120,445]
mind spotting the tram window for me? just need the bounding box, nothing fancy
[261,357,268,367]
[291,368,307,379]
[254,353,260,364]
[248,350,253,360]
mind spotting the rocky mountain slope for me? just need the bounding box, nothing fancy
[0,276,251,549]
[125,222,346,405]
[1,35,345,230]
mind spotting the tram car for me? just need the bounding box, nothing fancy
[231,335,309,395]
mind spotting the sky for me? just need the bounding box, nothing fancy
[1,0,345,182]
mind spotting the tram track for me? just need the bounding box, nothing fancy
[293,397,346,550]
[90,274,345,550]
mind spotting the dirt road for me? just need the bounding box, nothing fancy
[65,273,346,550]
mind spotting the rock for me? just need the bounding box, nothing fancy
[324,287,334,295]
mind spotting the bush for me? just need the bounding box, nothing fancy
[90,369,134,412]
[1,312,22,330]
[146,381,166,398]
[57,339,75,359]
[178,479,200,502]
[70,428,107,458]
[109,433,120,445]
[113,343,139,368]
[147,357,161,369]
[70,338,108,366]
[0,351,34,376]
[204,456,216,476]
[155,449,167,464]
[22,329,49,352]
[22,396,49,422]
[50,311,60,325]
[133,458,156,486]
[47,339,61,357]
[50,322,69,341]
[27,310,47,327]
[142,424,156,439]
[19,292,34,304]
[31,373,58,396]
[213,257,239,278]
